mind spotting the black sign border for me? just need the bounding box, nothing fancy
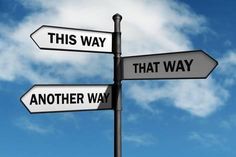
[30,25,113,54]
[121,50,218,80]
[20,84,113,114]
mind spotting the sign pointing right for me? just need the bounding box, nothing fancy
[122,50,218,80]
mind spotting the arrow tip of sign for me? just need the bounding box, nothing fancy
[20,85,37,114]
[30,25,46,50]
[30,25,44,38]
[200,50,218,79]
[20,96,33,114]
[201,50,218,65]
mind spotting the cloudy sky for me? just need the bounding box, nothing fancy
[0,0,236,157]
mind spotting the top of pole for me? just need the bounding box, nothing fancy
[113,13,122,32]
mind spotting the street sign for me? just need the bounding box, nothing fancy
[122,50,218,80]
[21,84,113,113]
[31,25,113,53]
[22,14,220,157]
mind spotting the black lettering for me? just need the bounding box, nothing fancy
[146,62,154,73]
[139,63,146,73]
[92,37,99,47]
[176,60,185,72]
[133,63,139,73]
[30,94,38,105]
[103,93,110,103]
[97,93,104,103]
[54,93,61,104]
[184,59,193,71]
[99,37,106,47]
[62,93,69,104]
[164,61,176,72]
[88,93,97,103]
[77,93,84,104]
[153,62,160,72]
[65,34,69,44]
[69,35,76,45]
[81,36,92,46]
[70,93,76,104]
[48,32,55,43]
[47,94,54,104]
[56,33,64,44]
[38,94,46,105]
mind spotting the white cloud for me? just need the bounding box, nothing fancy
[1,0,228,117]
[0,0,206,83]
[224,40,232,47]
[15,114,82,134]
[126,113,139,123]
[57,113,80,129]
[124,133,155,146]
[126,49,236,117]
[15,117,54,134]
[218,50,236,86]
[219,114,236,130]
[127,78,228,117]
[188,132,226,149]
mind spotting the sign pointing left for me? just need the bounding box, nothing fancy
[31,25,113,53]
[21,84,113,113]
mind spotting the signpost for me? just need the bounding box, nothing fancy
[122,50,218,80]
[22,14,219,157]
[21,84,112,113]
[31,25,113,53]
[113,14,122,157]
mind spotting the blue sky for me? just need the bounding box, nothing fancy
[0,0,236,157]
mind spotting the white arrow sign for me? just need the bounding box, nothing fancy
[31,25,113,53]
[122,50,218,80]
[21,84,113,113]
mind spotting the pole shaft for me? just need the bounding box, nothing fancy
[113,13,122,157]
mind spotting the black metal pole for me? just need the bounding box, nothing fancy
[112,13,122,157]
